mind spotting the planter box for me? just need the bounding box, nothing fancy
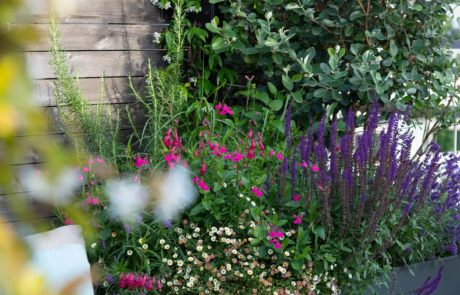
[365,255,460,294]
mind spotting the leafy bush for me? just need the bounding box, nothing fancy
[201,0,460,145]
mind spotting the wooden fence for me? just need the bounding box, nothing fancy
[1,0,172,226]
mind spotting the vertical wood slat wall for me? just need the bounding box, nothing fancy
[1,0,167,224]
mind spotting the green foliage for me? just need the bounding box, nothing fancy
[48,14,123,163]
[204,0,460,129]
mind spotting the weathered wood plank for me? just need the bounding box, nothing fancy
[11,102,148,136]
[26,50,167,79]
[0,192,55,223]
[33,77,146,106]
[21,24,167,51]
[13,0,165,24]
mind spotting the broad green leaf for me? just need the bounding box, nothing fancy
[232,40,245,50]
[314,88,327,98]
[268,82,277,94]
[313,226,326,240]
[270,99,284,111]
[390,40,398,57]
[211,37,225,50]
[292,91,303,103]
[412,4,423,11]
[242,47,260,55]
[286,3,301,9]
[282,75,294,91]
[320,63,331,74]
[253,91,270,104]
[350,11,365,20]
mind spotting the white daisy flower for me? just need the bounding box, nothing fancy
[127,250,133,255]
[91,243,97,248]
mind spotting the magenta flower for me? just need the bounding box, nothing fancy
[97,156,103,163]
[299,161,308,167]
[182,161,189,168]
[245,75,254,80]
[219,104,234,115]
[258,141,265,150]
[220,146,227,153]
[251,186,263,197]
[312,164,319,172]
[165,154,171,161]
[200,162,206,174]
[268,149,276,156]
[87,157,93,165]
[276,231,284,238]
[83,166,89,173]
[202,186,210,191]
[275,242,282,249]
[318,185,324,190]
[260,150,265,157]
[293,195,300,201]
[293,214,303,224]
[215,103,222,110]
[269,231,276,238]
[247,149,255,159]
[276,153,283,160]
[78,174,84,181]
[224,154,231,159]
[193,176,199,183]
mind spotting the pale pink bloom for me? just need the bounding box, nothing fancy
[245,75,254,80]
[78,174,84,181]
[83,167,90,173]
[87,157,93,165]
[277,153,283,160]
[97,156,104,163]
[75,166,81,171]
[293,195,300,201]
[168,162,175,168]
[36,170,42,176]
[182,161,189,168]
[137,169,141,173]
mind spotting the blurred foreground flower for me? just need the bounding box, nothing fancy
[106,180,147,221]
[20,168,80,204]
[155,167,197,222]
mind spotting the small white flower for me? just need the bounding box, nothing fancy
[330,265,334,270]
[163,55,171,63]
[173,253,178,258]
[268,249,273,254]
[178,260,184,266]
[91,243,97,248]
[164,1,171,9]
[232,37,237,42]
[138,238,143,244]
[127,250,133,256]
[142,244,148,249]
[163,258,167,262]
[103,281,108,287]
[246,197,250,201]
[238,193,243,198]
[349,273,353,279]
[284,251,289,256]
[251,201,256,206]
[160,239,165,244]
[222,182,227,188]
[165,245,170,249]
[197,246,203,251]
[168,259,173,265]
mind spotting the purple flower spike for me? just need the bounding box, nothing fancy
[124,224,131,233]
[164,220,171,228]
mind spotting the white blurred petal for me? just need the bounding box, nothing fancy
[106,180,147,221]
[20,168,80,204]
[155,167,197,221]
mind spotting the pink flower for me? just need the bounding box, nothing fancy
[260,150,265,157]
[293,195,300,201]
[224,154,231,159]
[202,186,210,191]
[200,162,206,174]
[294,218,302,224]
[257,132,262,141]
[219,104,234,115]
[277,153,283,160]
[299,161,308,167]
[275,243,282,249]
[248,130,253,138]
[251,186,263,197]
[182,161,189,169]
[247,149,255,159]
[135,158,145,167]
[215,103,222,110]
[336,146,340,150]
[165,154,171,161]
[78,174,84,181]
[318,185,323,190]
[87,157,93,165]
[258,141,265,150]
[269,231,276,238]
[268,149,276,156]
[194,149,199,157]
[276,231,284,238]
[193,176,199,184]
[85,198,91,204]
[74,166,80,171]
[92,198,99,204]
[36,170,42,176]
[312,164,319,172]
[97,156,103,163]
[219,146,227,153]
[245,75,254,80]
[83,166,89,173]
